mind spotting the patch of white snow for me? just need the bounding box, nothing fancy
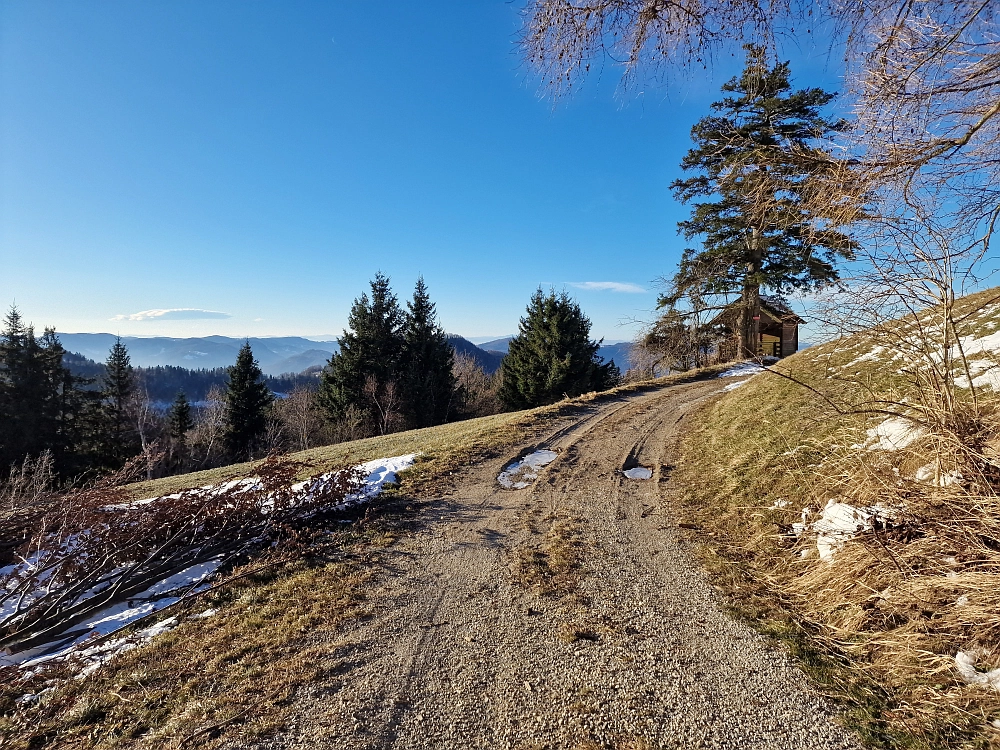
[623,467,653,480]
[855,418,926,451]
[914,463,962,487]
[718,362,766,378]
[498,450,559,489]
[801,499,897,561]
[955,651,1000,691]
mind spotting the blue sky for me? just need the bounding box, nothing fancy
[1,1,846,342]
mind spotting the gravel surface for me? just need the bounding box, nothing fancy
[255,380,863,749]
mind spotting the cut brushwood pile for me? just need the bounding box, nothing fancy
[0,454,368,669]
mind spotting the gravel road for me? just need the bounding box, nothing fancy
[258,379,862,750]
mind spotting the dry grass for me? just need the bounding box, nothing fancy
[2,556,370,748]
[515,513,586,597]
[676,288,1000,749]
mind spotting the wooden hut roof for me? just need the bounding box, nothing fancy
[710,296,805,326]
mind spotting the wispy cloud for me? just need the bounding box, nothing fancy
[111,308,232,322]
[568,281,647,294]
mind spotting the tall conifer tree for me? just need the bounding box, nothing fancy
[318,273,404,426]
[500,289,619,409]
[224,343,274,460]
[0,307,98,476]
[101,336,139,469]
[670,45,856,358]
[168,391,194,467]
[400,277,456,428]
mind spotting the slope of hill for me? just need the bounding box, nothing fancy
[447,335,504,374]
[677,287,1000,748]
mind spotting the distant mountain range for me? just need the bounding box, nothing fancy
[56,332,632,376]
[476,337,635,371]
[56,334,339,376]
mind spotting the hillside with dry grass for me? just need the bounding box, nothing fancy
[0,369,722,749]
[678,287,1000,749]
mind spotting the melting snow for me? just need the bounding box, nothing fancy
[623,467,653,480]
[955,651,1000,691]
[794,499,897,561]
[718,362,766,379]
[854,418,926,451]
[498,450,558,489]
[914,463,962,487]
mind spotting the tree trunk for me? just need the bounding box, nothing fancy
[739,229,763,359]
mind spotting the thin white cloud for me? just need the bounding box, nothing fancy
[111,308,232,322]
[568,281,647,294]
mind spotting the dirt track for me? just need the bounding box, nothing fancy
[259,379,861,750]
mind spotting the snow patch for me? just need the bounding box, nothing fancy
[854,418,926,451]
[718,362,766,379]
[623,467,652,480]
[0,558,223,671]
[914,463,962,487]
[498,450,558,489]
[795,499,897,561]
[955,651,1000,691]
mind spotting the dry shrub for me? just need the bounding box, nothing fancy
[776,404,1000,742]
[0,454,363,660]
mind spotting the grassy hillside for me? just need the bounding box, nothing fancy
[678,287,1000,749]
[1,368,722,750]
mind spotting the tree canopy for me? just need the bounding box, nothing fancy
[223,343,274,461]
[668,46,856,357]
[400,277,456,429]
[318,273,405,431]
[500,289,619,409]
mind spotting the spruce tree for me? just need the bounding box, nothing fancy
[500,289,619,409]
[168,391,194,467]
[0,307,99,477]
[318,273,405,428]
[400,277,456,428]
[101,336,139,469]
[224,342,274,460]
[670,45,856,358]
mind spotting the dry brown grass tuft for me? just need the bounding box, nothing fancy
[515,513,586,597]
[1,557,372,749]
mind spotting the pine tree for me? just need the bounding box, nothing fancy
[168,391,194,467]
[224,343,274,460]
[400,277,456,428]
[101,336,139,469]
[0,307,99,477]
[500,289,619,409]
[670,45,857,358]
[318,273,405,430]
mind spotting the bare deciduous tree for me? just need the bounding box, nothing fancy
[452,353,503,418]
[274,386,324,453]
[521,2,1000,216]
[363,375,403,436]
[189,385,227,469]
